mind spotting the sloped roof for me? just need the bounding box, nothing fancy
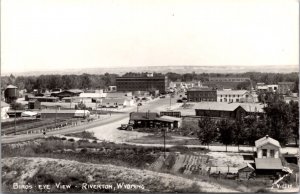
[217,90,248,95]
[239,103,264,113]
[130,112,159,121]
[255,158,282,170]
[238,163,255,171]
[193,102,240,111]
[1,101,10,108]
[192,102,264,113]
[255,135,281,148]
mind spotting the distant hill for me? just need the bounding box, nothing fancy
[2,65,299,76]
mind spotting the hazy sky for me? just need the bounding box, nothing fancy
[1,0,299,74]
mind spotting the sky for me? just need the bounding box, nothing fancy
[1,0,299,74]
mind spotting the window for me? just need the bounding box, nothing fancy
[221,95,223,97]
[262,149,267,157]
[220,99,222,102]
[270,150,275,158]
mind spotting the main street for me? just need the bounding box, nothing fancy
[1,95,180,144]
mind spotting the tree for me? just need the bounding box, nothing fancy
[217,119,234,152]
[10,102,25,110]
[289,101,299,145]
[233,121,245,151]
[197,117,217,149]
[264,99,293,145]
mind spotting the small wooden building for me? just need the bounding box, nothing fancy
[238,163,255,180]
[28,100,41,109]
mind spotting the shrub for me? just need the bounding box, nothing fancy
[61,137,67,140]
[68,138,75,142]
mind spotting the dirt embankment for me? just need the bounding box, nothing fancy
[2,157,238,193]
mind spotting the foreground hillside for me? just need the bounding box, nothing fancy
[2,157,238,193]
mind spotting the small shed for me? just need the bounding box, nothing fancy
[238,163,255,180]
[28,100,41,109]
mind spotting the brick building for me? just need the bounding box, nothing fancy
[116,76,168,94]
[187,88,217,102]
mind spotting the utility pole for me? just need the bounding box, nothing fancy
[163,127,166,159]
[14,108,16,135]
[55,105,57,128]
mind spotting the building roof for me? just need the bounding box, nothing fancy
[254,158,283,170]
[255,135,281,148]
[239,103,264,113]
[101,98,126,105]
[6,85,18,89]
[130,112,159,121]
[106,92,132,98]
[238,163,255,171]
[79,93,105,98]
[67,89,84,94]
[1,101,10,108]
[217,90,248,95]
[29,96,58,99]
[187,87,215,92]
[155,115,182,122]
[192,102,264,113]
[193,102,240,111]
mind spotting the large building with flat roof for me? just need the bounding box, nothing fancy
[116,76,168,94]
[187,87,217,102]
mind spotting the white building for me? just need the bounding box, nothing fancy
[217,90,252,103]
[1,101,10,120]
[257,84,278,93]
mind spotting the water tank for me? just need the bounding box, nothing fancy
[4,85,18,103]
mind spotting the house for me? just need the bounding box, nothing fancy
[51,89,83,99]
[238,163,255,180]
[129,112,160,128]
[1,101,10,120]
[254,135,283,175]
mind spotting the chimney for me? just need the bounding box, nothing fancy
[266,135,269,139]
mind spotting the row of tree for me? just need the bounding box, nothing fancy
[196,99,299,149]
[1,71,298,93]
[1,73,117,92]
